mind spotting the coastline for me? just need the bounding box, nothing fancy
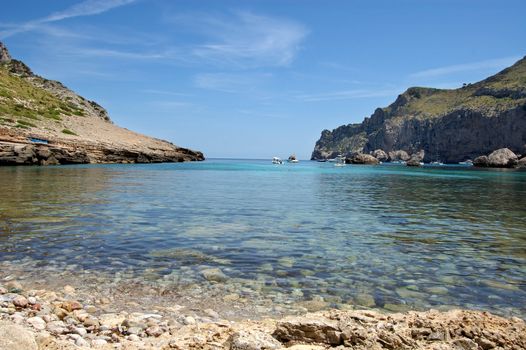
[1,280,525,350]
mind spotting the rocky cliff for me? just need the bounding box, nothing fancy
[312,56,526,163]
[0,42,204,165]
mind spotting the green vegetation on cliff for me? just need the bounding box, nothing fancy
[312,56,526,161]
[0,63,89,128]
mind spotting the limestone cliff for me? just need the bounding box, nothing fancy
[0,42,204,165]
[312,56,526,163]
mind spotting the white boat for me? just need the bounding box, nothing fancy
[458,160,473,166]
[430,161,444,165]
[391,160,406,165]
[287,154,299,163]
[334,155,346,167]
[272,157,283,164]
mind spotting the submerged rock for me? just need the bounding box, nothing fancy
[201,268,228,282]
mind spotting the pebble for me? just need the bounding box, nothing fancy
[128,334,141,342]
[204,308,219,319]
[27,316,46,330]
[0,287,7,294]
[75,337,90,347]
[47,320,67,335]
[6,281,23,292]
[27,296,37,305]
[145,325,164,337]
[12,295,28,308]
[183,316,196,325]
[201,268,228,282]
[74,327,88,337]
[63,285,76,294]
[91,338,108,347]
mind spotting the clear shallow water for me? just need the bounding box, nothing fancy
[0,160,525,318]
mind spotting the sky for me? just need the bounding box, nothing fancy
[1,0,525,159]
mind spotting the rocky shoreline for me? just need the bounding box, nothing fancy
[1,281,525,350]
[0,127,204,165]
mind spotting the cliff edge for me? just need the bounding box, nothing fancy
[0,42,204,165]
[312,56,526,163]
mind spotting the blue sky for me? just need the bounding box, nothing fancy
[1,0,525,159]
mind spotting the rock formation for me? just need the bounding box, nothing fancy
[312,56,526,164]
[0,41,204,165]
[473,148,519,168]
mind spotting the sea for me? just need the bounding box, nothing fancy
[0,159,525,318]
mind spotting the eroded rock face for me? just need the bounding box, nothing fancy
[311,57,526,163]
[348,153,379,165]
[273,310,526,350]
[0,42,11,63]
[372,149,388,161]
[388,150,410,162]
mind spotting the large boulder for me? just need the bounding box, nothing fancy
[474,148,519,168]
[473,155,489,167]
[372,149,388,161]
[406,150,425,167]
[487,148,518,167]
[348,153,379,165]
[0,322,38,350]
[518,156,526,168]
[388,150,410,162]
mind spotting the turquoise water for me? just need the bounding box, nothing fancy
[0,159,525,317]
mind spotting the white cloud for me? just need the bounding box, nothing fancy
[0,0,137,38]
[410,56,521,78]
[172,11,308,68]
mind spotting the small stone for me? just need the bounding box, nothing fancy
[54,307,69,320]
[183,316,196,325]
[76,337,90,347]
[84,316,100,328]
[27,296,37,305]
[27,316,46,330]
[46,320,67,335]
[128,334,141,342]
[0,287,8,294]
[201,268,228,282]
[61,301,83,312]
[12,295,28,308]
[145,325,164,337]
[6,281,23,292]
[92,338,108,347]
[204,309,219,319]
[85,305,97,314]
[74,327,88,337]
[228,330,282,350]
[63,285,76,294]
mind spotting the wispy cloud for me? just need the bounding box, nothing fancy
[171,11,308,68]
[296,88,401,102]
[410,56,521,78]
[75,47,165,60]
[0,0,137,38]
[194,72,272,93]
